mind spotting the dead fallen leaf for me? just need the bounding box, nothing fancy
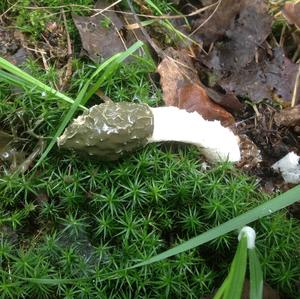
[274,105,300,127]
[204,0,272,72]
[157,48,235,126]
[219,48,300,103]
[178,83,235,125]
[242,279,281,299]
[204,87,243,112]
[73,0,125,63]
[0,27,28,65]
[157,48,198,106]
[191,0,242,44]
[282,1,300,28]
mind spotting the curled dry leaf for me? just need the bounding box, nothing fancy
[282,1,300,28]
[274,105,300,127]
[157,48,235,126]
[177,83,235,126]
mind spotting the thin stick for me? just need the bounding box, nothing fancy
[190,0,222,36]
[90,0,122,18]
[24,2,217,20]
[126,0,164,58]
[61,8,73,90]
[0,0,19,21]
[291,63,300,107]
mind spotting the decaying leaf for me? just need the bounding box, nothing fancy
[204,0,272,72]
[0,27,28,65]
[282,1,300,28]
[177,83,235,126]
[205,86,243,112]
[219,48,300,103]
[196,0,300,104]
[73,1,125,63]
[191,0,242,44]
[274,105,300,127]
[157,48,198,106]
[157,48,235,125]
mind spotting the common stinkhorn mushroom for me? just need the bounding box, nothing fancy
[57,102,241,163]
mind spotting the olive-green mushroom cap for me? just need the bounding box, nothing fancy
[58,102,154,161]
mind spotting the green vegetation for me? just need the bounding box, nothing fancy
[1,0,300,298]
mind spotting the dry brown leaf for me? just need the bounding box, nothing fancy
[282,1,300,28]
[274,105,300,127]
[177,83,235,126]
[157,48,235,126]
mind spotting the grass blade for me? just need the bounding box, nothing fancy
[0,57,86,109]
[0,69,29,87]
[130,184,300,268]
[249,249,263,299]
[81,40,144,105]
[223,236,248,299]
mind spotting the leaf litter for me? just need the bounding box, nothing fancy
[69,0,300,188]
[2,0,300,190]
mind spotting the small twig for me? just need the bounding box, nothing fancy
[190,0,222,37]
[126,0,165,58]
[60,8,73,90]
[279,23,286,48]
[291,62,300,107]
[90,0,122,18]
[22,45,47,55]
[17,139,46,174]
[24,2,217,20]
[0,0,19,22]
[62,9,72,56]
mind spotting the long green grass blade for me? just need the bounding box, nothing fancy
[0,57,87,110]
[213,277,229,299]
[223,236,247,299]
[81,40,144,105]
[0,69,28,87]
[249,249,263,299]
[130,184,300,269]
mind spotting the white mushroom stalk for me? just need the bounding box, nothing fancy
[148,106,241,163]
[58,102,241,163]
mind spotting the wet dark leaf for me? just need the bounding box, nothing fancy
[191,0,242,45]
[73,1,125,63]
[0,28,28,65]
[204,0,272,72]
[219,48,300,103]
